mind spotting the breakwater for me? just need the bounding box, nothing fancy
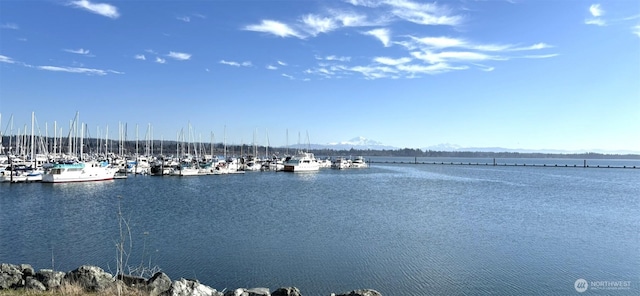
[370,158,639,169]
[0,263,381,296]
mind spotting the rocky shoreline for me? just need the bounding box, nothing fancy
[0,263,381,296]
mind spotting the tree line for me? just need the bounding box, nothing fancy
[2,136,638,159]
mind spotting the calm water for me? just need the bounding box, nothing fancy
[1,158,639,295]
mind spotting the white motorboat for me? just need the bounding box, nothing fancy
[283,152,320,172]
[331,157,350,170]
[350,156,368,168]
[41,161,117,183]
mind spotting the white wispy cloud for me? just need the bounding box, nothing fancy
[219,60,252,67]
[134,54,146,60]
[1,23,19,30]
[243,20,304,38]
[589,4,604,17]
[364,28,391,47]
[396,62,467,74]
[68,0,120,19]
[324,55,351,62]
[402,35,553,63]
[585,4,606,26]
[349,0,463,26]
[374,56,412,65]
[245,0,459,42]
[277,61,287,66]
[411,50,494,64]
[301,32,555,80]
[301,14,339,36]
[621,14,640,21]
[167,51,191,61]
[412,36,466,48]
[472,42,552,52]
[585,18,606,26]
[522,53,560,59]
[37,65,122,75]
[513,42,552,51]
[633,24,640,37]
[473,64,495,72]
[64,48,92,55]
[177,16,190,22]
[155,57,166,64]
[1,54,121,75]
[0,55,16,64]
[330,10,374,27]
[240,0,554,80]
[282,74,294,79]
[348,65,398,79]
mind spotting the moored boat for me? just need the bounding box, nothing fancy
[350,156,368,168]
[283,152,320,172]
[331,157,350,170]
[41,161,117,183]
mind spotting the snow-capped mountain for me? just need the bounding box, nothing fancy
[325,136,397,150]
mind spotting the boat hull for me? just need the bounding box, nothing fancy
[283,164,320,172]
[41,162,117,183]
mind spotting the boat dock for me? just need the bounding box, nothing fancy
[369,158,639,169]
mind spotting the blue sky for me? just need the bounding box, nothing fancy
[1,0,639,152]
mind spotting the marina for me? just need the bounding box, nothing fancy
[1,159,638,295]
[0,112,379,183]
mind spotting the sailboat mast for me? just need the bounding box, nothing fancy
[265,128,269,159]
[79,122,84,161]
[53,121,57,156]
[30,112,35,168]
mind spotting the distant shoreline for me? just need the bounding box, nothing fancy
[2,136,638,159]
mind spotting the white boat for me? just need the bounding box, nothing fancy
[131,156,151,175]
[170,163,200,176]
[41,161,117,183]
[25,167,44,182]
[0,168,28,183]
[225,157,242,173]
[283,152,320,172]
[350,156,368,168]
[267,156,285,171]
[242,156,262,172]
[331,157,350,170]
[318,158,332,168]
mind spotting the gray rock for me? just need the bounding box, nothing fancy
[25,276,46,291]
[148,272,172,296]
[225,287,271,296]
[334,289,382,296]
[36,269,66,290]
[224,288,245,296]
[171,278,223,296]
[0,263,24,289]
[246,287,271,296]
[65,265,115,291]
[20,264,35,277]
[118,274,147,288]
[272,287,302,296]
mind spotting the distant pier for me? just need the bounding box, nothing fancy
[369,158,638,169]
